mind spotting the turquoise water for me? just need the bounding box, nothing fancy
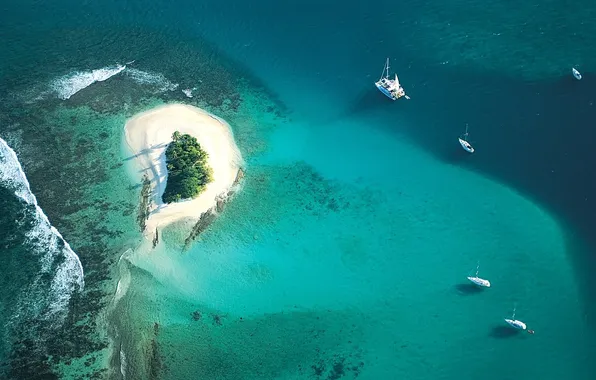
[1,0,595,379]
[123,115,591,379]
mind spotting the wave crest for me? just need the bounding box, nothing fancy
[0,137,84,324]
[51,64,126,100]
[125,68,179,93]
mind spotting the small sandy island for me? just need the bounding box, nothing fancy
[124,104,243,236]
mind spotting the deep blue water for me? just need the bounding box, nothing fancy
[180,0,596,312]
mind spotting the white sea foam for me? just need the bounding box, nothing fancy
[113,249,133,304]
[51,64,126,100]
[23,64,178,103]
[113,274,130,304]
[112,249,134,380]
[125,68,179,93]
[0,137,84,323]
[120,347,127,379]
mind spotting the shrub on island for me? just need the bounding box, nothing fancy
[162,131,213,203]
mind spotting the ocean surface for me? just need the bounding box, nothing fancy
[1,0,595,379]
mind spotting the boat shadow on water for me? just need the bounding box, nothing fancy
[343,88,393,119]
[454,283,485,295]
[489,326,523,339]
[440,144,477,165]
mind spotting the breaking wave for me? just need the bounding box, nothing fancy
[124,68,179,93]
[45,64,179,101]
[0,137,84,324]
[51,64,126,100]
[182,88,195,98]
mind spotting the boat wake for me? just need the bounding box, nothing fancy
[0,137,84,325]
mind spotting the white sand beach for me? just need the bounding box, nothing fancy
[124,104,243,235]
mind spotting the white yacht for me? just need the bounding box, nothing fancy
[504,308,527,330]
[505,319,527,330]
[375,58,410,100]
[467,263,490,287]
[458,124,474,153]
[572,68,582,80]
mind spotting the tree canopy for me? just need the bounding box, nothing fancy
[162,132,213,203]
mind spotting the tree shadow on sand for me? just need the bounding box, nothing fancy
[455,283,485,295]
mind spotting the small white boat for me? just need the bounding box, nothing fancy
[504,308,527,330]
[467,263,490,287]
[458,124,474,153]
[375,58,410,101]
[505,319,527,330]
[572,68,582,80]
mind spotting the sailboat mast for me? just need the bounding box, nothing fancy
[475,262,479,277]
[386,58,390,79]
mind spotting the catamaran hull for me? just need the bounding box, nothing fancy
[458,138,474,153]
[375,83,397,100]
[467,276,490,287]
[505,319,527,330]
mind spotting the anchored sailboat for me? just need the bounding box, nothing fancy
[375,58,410,101]
[467,263,490,287]
[504,307,527,330]
[572,68,582,80]
[459,124,475,153]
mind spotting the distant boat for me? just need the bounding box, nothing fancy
[458,124,475,153]
[504,308,527,330]
[572,68,582,80]
[375,58,410,101]
[467,263,490,287]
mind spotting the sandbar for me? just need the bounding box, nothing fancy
[124,104,243,235]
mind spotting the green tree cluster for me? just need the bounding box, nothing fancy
[162,131,213,203]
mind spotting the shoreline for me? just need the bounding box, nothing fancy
[124,103,243,237]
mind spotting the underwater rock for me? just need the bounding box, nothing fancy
[151,228,159,248]
[233,168,245,186]
[191,311,202,321]
[137,174,152,232]
[182,168,245,249]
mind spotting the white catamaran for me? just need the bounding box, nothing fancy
[467,263,491,287]
[459,124,475,153]
[572,67,582,80]
[375,58,410,101]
